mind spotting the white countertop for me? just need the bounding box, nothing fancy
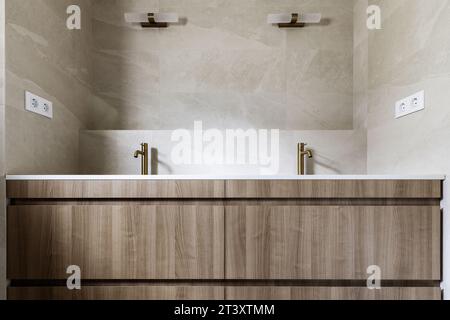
[5,174,446,181]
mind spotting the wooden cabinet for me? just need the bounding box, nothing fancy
[225,287,441,300]
[7,179,440,199]
[8,205,224,280]
[8,286,225,300]
[8,286,441,300]
[6,179,443,300]
[6,179,225,199]
[225,205,440,280]
[225,179,441,199]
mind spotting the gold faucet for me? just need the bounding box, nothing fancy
[134,143,149,175]
[298,143,313,175]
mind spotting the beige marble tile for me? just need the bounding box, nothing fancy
[91,0,355,130]
[5,0,114,174]
[93,0,160,26]
[352,0,368,175]
[157,4,279,51]
[369,0,450,89]
[353,0,368,48]
[92,17,160,53]
[79,129,366,175]
[368,77,450,174]
[5,0,363,178]
[367,0,450,175]
[285,1,353,53]
[0,0,5,301]
[92,49,160,98]
[285,50,353,129]
[160,48,286,94]
[285,0,354,130]
[6,0,96,125]
[0,1,4,119]
[6,71,82,174]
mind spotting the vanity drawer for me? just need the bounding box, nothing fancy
[225,286,441,300]
[225,180,441,198]
[225,205,441,280]
[8,286,441,300]
[8,205,224,280]
[8,286,225,300]
[6,180,225,199]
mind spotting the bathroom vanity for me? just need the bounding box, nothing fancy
[5,175,444,300]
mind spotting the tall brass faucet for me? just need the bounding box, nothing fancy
[134,143,149,175]
[298,143,313,175]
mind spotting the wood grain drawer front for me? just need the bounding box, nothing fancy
[225,287,441,300]
[225,180,441,198]
[8,286,440,300]
[225,206,441,280]
[8,286,225,300]
[8,205,224,280]
[6,180,225,199]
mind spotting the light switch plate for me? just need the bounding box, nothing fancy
[395,90,425,119]
[25,91,53,119]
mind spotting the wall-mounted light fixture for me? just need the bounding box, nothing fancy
[267,13,322,28]
[124,12,179,28]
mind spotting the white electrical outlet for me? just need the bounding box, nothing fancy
[25,91,53,119]
[395,90,425,119]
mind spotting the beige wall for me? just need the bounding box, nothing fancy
[80,129,366,175]
[5,0,364,176]
[0,0,6,301]
[366,0,450,174]
[11,0,450,175]
[353,0,368,173]
[91,0,354,130]
[4,0,365,176]
[5,0,115,174]
[78,0,366,175]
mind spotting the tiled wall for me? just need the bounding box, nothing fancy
[367,0,450,174]
[79,0,366,175]
[80,129,366,175]
[353,0,368,173]
[5,0,366,176]
[0,0,5,300]
[91,0,354,130]
[5,0,116,174]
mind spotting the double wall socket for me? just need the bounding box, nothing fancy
[25,91,53,119]
[395,90,425,119]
